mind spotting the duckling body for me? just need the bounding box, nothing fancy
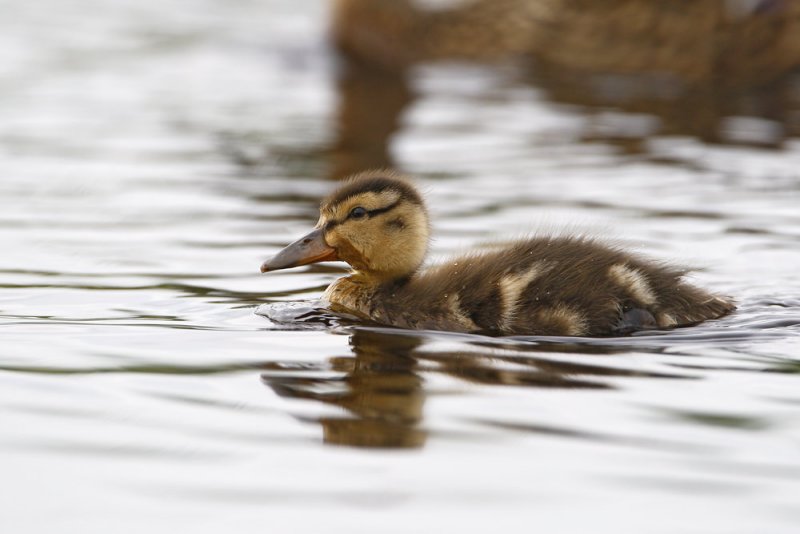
[261,172,734,336]
[325,237,733,336]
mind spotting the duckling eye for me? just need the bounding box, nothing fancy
[349,206,367,220]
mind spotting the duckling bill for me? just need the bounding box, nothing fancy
[261,171,734,336]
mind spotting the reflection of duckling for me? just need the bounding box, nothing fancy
[261,171,734,336]
[262,329,426,448]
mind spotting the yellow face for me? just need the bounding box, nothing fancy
[319,188,429,279]
[260,173,430,280]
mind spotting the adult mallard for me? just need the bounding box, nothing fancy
[260,171,734,336]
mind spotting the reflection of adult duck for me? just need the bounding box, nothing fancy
[333,0,800,86]
[261,171,735,336]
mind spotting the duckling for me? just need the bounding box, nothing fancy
[260,171,735,336]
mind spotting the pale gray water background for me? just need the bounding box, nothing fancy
[2,1,800,533]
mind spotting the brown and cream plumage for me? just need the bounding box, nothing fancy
[260,171,734,336]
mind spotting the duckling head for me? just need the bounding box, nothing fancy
[261,171,430,282]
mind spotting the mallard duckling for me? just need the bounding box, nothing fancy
[260,171,734,336]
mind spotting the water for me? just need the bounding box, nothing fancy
[2,1,800,532]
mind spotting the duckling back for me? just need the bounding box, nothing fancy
[359,236,734,336]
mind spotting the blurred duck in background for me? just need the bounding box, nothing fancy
[333,0,800,82]
[329,0,800,178]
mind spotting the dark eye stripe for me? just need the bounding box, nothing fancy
[364,199,401,218]
[324,199,402,231]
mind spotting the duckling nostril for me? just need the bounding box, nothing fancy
[302,238,312,245]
